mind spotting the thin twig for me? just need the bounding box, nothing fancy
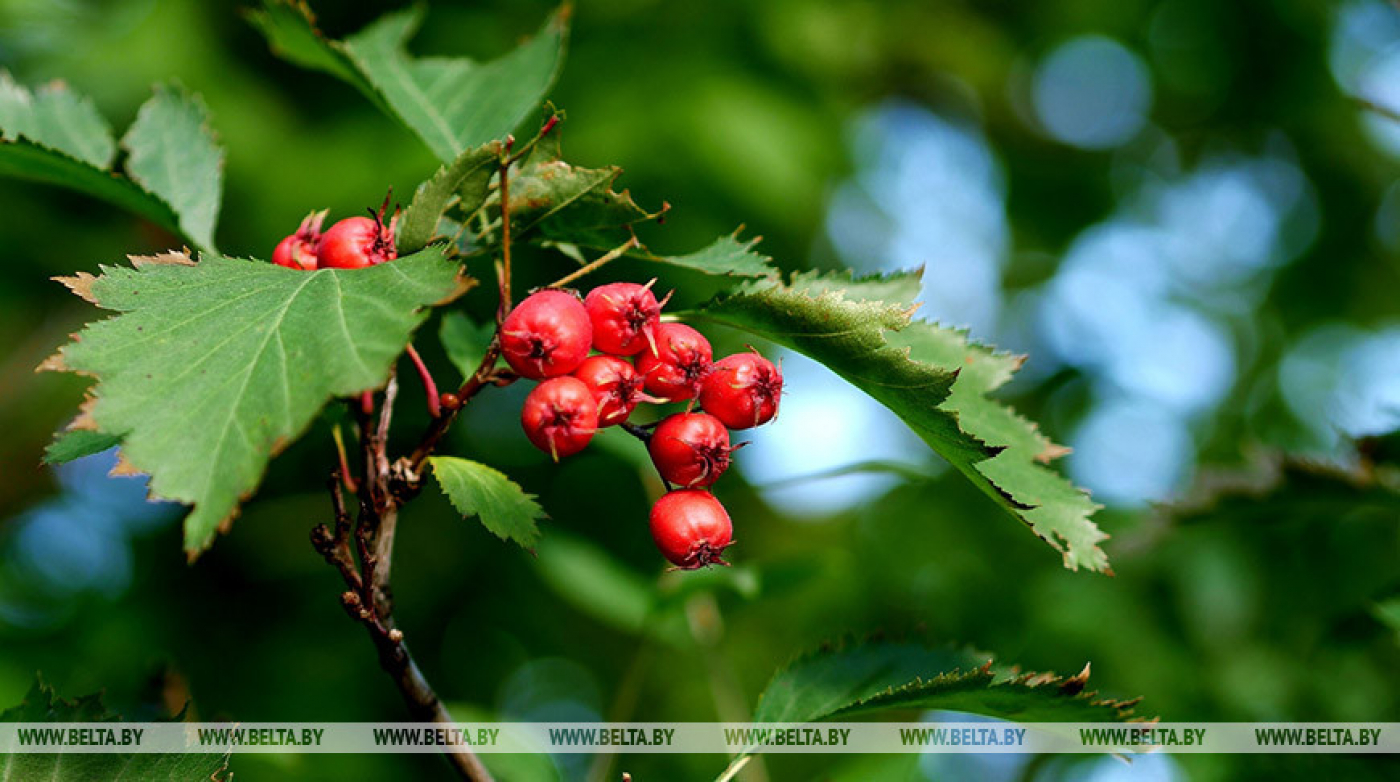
[1357,96,1400,124]
[548,236,640,289]
[496,136,515,325]
[307,124,574,782]
[320,395,494,781]
[404,344,441,418]
[331,425,358,495]
[621,422,674,492]
[403,135,525,473]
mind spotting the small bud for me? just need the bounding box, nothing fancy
[439,392,461,411]
[342,591,361,607]
[388,629,405,643]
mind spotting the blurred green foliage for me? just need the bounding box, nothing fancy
[1,0,1398,780]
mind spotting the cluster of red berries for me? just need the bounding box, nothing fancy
[271,208,398,270]
[503,284,783,570]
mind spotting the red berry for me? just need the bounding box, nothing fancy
[520,377,598,460]
[648,413,734,487]
[317,215,397,269]
[501,290,593,380]
[272,210,326,270]
[699,352,783,429]
[635,323,713,402]
[572,355,656,427]
[584,281,668,356]
[649,489,733,569]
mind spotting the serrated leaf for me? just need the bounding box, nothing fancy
[428,456,544,550]
[439,310,498,382]
[399,140,502,254]
[45,249,463,557]
[0,72,114,167]
[651,232,777,278]
[122,84,224,252]
[243,0,381,108]
[250,1,569,164]
[44,429,121,464]
[344,7,567,163]
[511,156,661,246]
[0,677,231,782]
[692,269,1109,572]
[753,637,1143,726]
[0,76,210,249]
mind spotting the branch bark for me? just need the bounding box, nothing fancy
[316,377,495,781]
[313,129,554,782]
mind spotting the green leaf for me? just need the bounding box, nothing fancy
[249,1,570,164]
[344,7,567,162]
[474,131,664,253]
[0,72,114,167]
[0,76,216,250]
[651,232,777,278]
[1375,598,1400,641]
[428,456,545,550]
[45,249,463,558]
[0,677,231,782]
[752,637,1143,725]
[43,429,121,465]
[243,0,381,109]
[0,139,184,233]
[439,310,498,382]
[122,84,224,253]
[692,269,1109,572]
[399,140,503,254]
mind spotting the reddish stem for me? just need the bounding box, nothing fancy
[404,344,441,418]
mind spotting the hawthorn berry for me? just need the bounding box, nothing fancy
[272,210,326,270]
[520,376,598,460]
[650,489,734,569]
[584,281,668,356]
[316,214,397,269]
[648,412,735,488]
[501,290,593,380]
[635,322,713,402]
[699,352,783,429]
[572,355,655,427]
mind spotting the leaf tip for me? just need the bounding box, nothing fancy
[54,272,99,304]
[35,349,68,373]
[1059,662,1092,696]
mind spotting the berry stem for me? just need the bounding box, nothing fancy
[548,235,640,290]
[621,421,675,492]
[404,344,441,418]
[621,422,653,442]
[331,425,358,495]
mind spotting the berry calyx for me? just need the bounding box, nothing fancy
[272,210,326,270]
[635,323,713,402]
[316,196,398,269]
[699,352,783,429]
[649,489,734,569]
[648,413,735,488]
[520,376,598,460]
[572,355,657,427]
[501,289,594,380]
[584,280,670,356]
